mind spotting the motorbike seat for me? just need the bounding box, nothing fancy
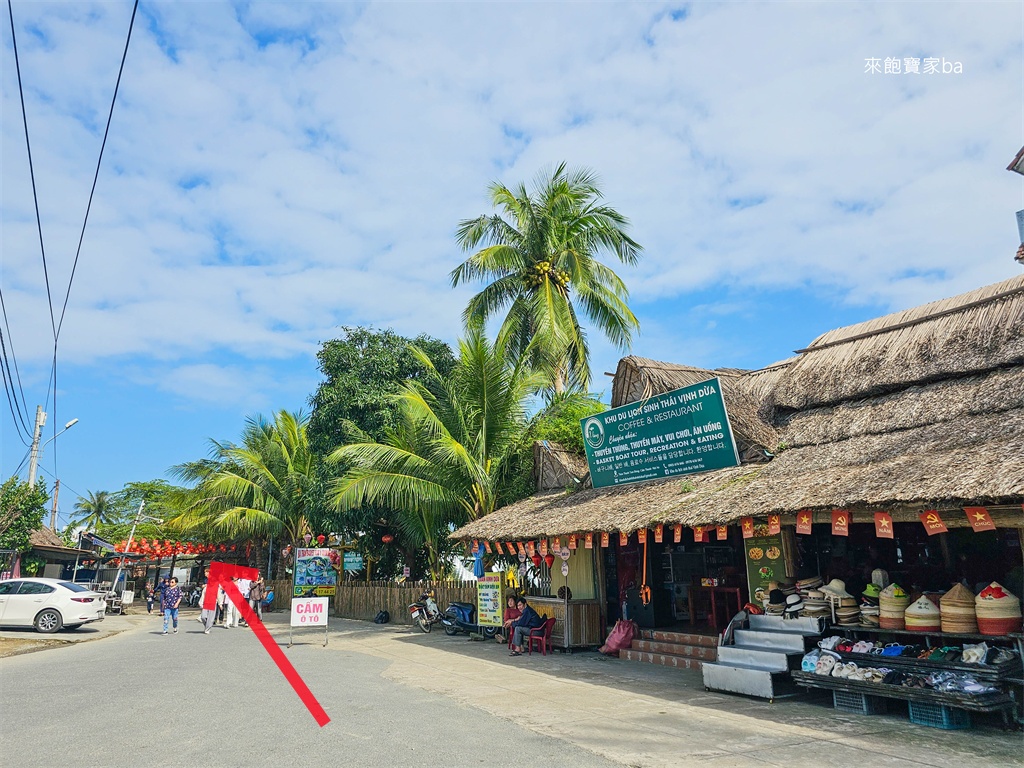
[450,602,475,611]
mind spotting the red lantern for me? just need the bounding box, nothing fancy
[544,553,555,568]
[382,534,394,544]
[316,535,326,546]
[531,554,542,568]
[219,545,227,552]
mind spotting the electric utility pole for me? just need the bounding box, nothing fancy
[27,406,47,489]
[50,479,61,531]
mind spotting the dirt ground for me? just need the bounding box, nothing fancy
[0,636,71,658]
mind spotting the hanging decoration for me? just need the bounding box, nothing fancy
[484,541,492,554]
[639,534,651,606]
[495,541,504,555]
[673,524,682,543]
[693,526,704,543]
[526,540,536,556]
[637,529,647,544]
[539,539,548,556]
[568,534,577,550]
[654,524,664,543]
[584,532,594,549]
[531,553,542,568]
[919,509,948,536]
[964,507,996,533]
[741,517,754,539]
[795,510,813,535]
[600,531,610,548]
[831,510,850,536]
[619,531,628,546]
[544,552,555,568]
[767,514,781,535]
[873,511,894,539]
[716,525,728,541]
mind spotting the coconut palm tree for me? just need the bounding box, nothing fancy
[329,327,546,578]
[69,490,116,532]
[168,411,317,555]
[451,163,642,393]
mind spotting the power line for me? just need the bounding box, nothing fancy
[5,0,57,342]
[55,0,140,341]
[0,287,31,436]
[0,325,32,444]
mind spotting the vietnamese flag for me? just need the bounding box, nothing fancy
[796,510,813,535]
[526,540,535,556]
[741,517,754,539]
[964,507,995,533]
[619,531,628,546]
[517,542,526,556]
[654,524,663,543]
[919,509,948,536]
[495,541,504,555]
[767,514,781,535]
[539,539,548,556]
[484,541,492,554]
[716,525,728,541]
[584,532,594,549]
[874,511,894,539]
[831,510,850,536]
[693,526,704,543]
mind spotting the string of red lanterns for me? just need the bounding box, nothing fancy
[113,538,238,557]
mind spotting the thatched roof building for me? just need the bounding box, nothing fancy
[453,274,1024,541]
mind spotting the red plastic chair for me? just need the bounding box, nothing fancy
[527,617,556,656]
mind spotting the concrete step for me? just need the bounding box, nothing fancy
[637,629,719,648]
[732,629,810,652]
[622,648,704,670]
[631,639,718,661]
[716,644,798,672]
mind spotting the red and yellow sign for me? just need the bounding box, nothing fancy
[568,534,577,550]
[693,526,703,542]
[741,517,754,539]
[796,510,813,535]
[484,541,492,554]
[526,541,535,556]
[673,524,682,543]
[620,531,628,546]
[654,524,664,543]
[716,525,728,541]
[831,510,850,536]
[517,542,526,556]
[919,509,948,536]
[637,529,648,544]
[472,540,479,553]
[964,506,995,533]
[585,532,594,549]
[767,514,781,535]
[600,531,610,548]
[874,511,894,539]
[539,539,548,556]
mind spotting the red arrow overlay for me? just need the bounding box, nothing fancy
[205,561,330,727]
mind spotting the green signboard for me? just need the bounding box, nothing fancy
[293,548,338,597]
[743,532,785,606]
[580,377,741,489]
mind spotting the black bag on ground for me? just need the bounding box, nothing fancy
[373,609,390,624]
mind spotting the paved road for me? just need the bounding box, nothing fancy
[0,614,613,768]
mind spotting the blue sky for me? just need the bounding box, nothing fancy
[2,1,1022,527]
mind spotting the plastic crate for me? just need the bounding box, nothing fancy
[908,701,971,730]
[832,689,888,715]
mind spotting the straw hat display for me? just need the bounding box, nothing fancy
[904,596,941,632]
[801,589,830,619]
[975,582,1023,636]
[940,583,978,633]
[879,583,910,630]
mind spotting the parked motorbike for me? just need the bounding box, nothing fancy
[187,585,202,606]
[409,591,443,633]
[441,601,498,638]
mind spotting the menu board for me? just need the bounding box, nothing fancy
[477,574,502,627]
[743,533,785,606]
[293,547,338,597]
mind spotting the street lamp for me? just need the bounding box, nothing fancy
[110,501,163,597]
[27,409,79,489]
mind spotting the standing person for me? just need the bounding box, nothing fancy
[248,575,267,622]
[222,577,241,628]
[509,596,543,656]
[199,579,217,634]
[236,575,252,627]
[161,577,182,635]
[216,581,227,626]
[144,582,154,614]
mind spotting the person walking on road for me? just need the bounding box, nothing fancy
[222,577,241,628]
[144,582,155,614]
[161,577,182,635]
[248,575,266,622]
[198,579,217,634]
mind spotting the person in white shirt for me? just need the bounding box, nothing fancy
[236,577,252,626]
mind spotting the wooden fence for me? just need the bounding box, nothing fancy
[335,580,477,624]
[263,578,479,625]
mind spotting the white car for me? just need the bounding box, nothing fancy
[0,577,106,633]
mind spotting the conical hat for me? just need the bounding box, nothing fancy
[941,583,975,606]
[905,597,940,617]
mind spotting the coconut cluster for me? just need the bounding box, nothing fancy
[523,261,570,289]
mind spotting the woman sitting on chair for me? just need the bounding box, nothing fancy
[509,597,543,656]
[496,594,521,644]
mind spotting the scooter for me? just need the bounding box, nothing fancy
[441,601,498,638]
[409,591,443,633]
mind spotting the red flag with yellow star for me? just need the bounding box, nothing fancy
[796,510,813,535]
[741,517,754,539]
[874,511,893,539]
[964,507,995,533]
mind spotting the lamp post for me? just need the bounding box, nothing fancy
[27,410,79,489]
[111,501,162,596]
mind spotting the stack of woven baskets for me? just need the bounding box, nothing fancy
[940,583,977,633]
[904,596,941,632]
[878,583,910,629]
[975,582,1023,636]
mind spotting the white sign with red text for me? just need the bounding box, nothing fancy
[290,597,329,627]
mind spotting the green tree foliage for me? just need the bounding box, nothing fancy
[308,326,456,454]
[68,490,117,532]
[452,163,642,393]
[329,327,546,579]
[0,476,49,552]
[168,411,317,552]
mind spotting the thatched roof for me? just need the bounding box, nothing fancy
[29,528,65,548]
[533,441,589,491]
[773,274,1024,411]
[610,356,778,458]
[453,274,1024,541]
